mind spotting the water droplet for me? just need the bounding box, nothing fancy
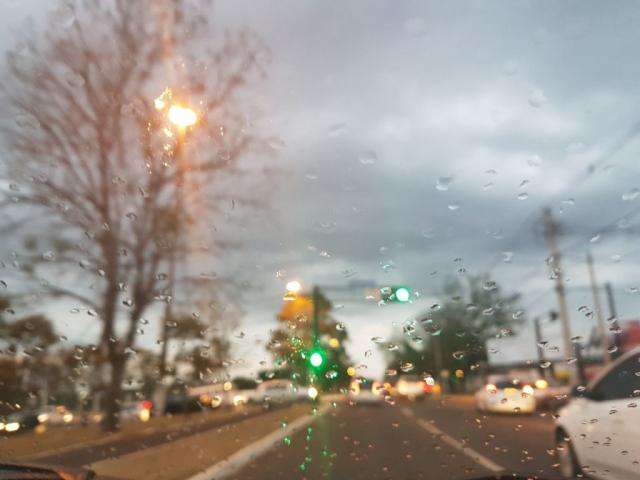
[517,192,529,200]
[327,123,348,137]
[527,155,544,167]
[452,350,465,360]
[528,88,548,108]
[482,182,494,191]
[540,361,552,369]
[358,150,377,165]
[622,188,640,201]
[590,233,601,243]
[400,362,414,372]
[483,281,497,291]
[435,176,454,191]
[42,251,55,261]
[448,203,460,211]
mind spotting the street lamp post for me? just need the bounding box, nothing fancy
[153,91,198,415]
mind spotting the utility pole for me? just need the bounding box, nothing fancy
[533,317,547,378]
[312,285,320,344]
[605,282,622,358]
[586,252,610,364]
[542,208,575,379]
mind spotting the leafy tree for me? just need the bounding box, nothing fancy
[267,288,352,391]
[385,275,523,384]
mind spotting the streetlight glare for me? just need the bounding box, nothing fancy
[286,280,301,293]
[168,105,198,128]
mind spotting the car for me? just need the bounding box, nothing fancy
[0,411,39,434]
[119,400,154,421]
[475,378,536,414]
[395,375,427,401]
[555,347,640,479]
[36,405,75,426]
[348,379,383,405]
[254,379,297,405]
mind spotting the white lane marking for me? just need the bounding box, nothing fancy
[186,405,331,480]
[401,407,504,473]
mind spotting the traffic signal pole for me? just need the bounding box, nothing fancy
[312,285,320,344]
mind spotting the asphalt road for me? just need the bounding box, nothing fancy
[230,397,562,480]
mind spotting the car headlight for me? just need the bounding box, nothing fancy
[62,413,74,423]
[5,422,20,432]
[522,385,534,396]
[534,379,548,390]
[37,413,50,423]
[0,422,5,431]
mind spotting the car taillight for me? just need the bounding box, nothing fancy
[141,400,153,410]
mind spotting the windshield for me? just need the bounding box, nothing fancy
[0,2,638,480]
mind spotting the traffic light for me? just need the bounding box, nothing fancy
[306,346,327,369]
[380,286,412,303]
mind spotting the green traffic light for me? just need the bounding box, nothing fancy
[395,287,411,302]
[309,351,324,368]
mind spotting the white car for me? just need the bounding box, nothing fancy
[475,379,536,414]
[254,379,297,405]
[395,375,427,401]
[36,405,75,426]
[348,380,383,405]
[555,347,640,479]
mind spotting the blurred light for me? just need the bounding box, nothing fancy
[454,369,464,379]
[307,386,319,399]
[424,376,435,386]
[62,413,74,423]
[154,87,172,111]
[395,287,411,302]
[233,394,248,406]
[168,105,197,128]
[0,422,5,431]
[286,280,301,293]
[141,400,153,411]
[329,338,340,348]
[522,385,535,396]
[37,413,49,423]
[211,395,223,408]
[534,379,548,389]
[485,383,497,394]
[346,366,356,377]
[5,422,20,432]
[138,409,151,422]
[310,351,324,368]
[223,381,233,391]
[154,97,165,110]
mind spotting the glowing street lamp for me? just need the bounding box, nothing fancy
[286,280,302,294]
[168,105,198,129]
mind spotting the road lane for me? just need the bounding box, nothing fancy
[409,396,558,477]
[229,402,500,480]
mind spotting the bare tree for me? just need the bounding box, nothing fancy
[1,0,274,430]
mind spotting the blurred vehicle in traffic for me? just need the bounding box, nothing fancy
[475,378,536,414]
[36,405,75,426]
[119,400,154,422]
[348,379,383,405]
[1,411,39,435]
[555,347,640,479]
[254,379,296,405]
[395,375,428,401]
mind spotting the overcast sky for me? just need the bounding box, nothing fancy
[4,1,640,379]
